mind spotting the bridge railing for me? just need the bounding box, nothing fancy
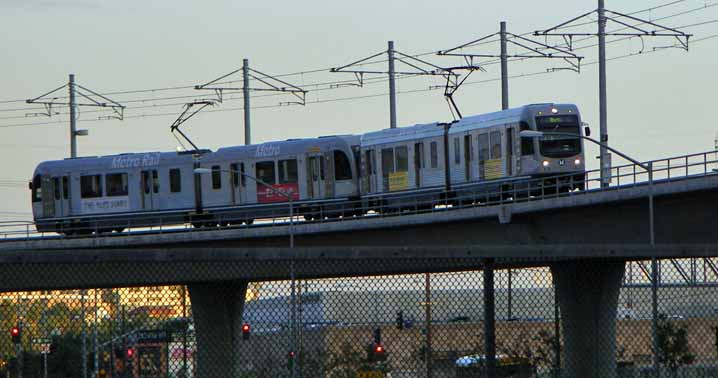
[2,150,717,241]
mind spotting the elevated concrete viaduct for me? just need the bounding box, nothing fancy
[2,174,718,378]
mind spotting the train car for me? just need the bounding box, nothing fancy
[30,150,198,234]
[195,135,361,223]
[30,135,360,234]
[448,103,586,199]
[359,103,586,209]
[360,122,448,209]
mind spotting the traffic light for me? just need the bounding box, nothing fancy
[114,348,124,360]
[242,324,250,340]
[287,351,295,369]
[367,343,387,362]
[10,326,20,344]
[373,327,381,344]
[126,348,134,358]
[396,311,404,330]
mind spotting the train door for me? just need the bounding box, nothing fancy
[307,155,325,199]
[464,135,472,181]
[229,162,246,205]
[363,149,378,193]
[506,127,514,176]
[53,176,70,217]
[41,175,55,218]
[414,143,423,187]
[324,152,335,198]
[140,170,159,210]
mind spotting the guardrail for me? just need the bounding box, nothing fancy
[2,150,717,241]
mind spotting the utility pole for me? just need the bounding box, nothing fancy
[598,0,609,187]
[535,1,691,187]
[69,74,78,158]
[388,41,397,129]
[195,63,307,146]
[332,42,458,125]
[500,22,509,110]
[26,75,125,159]
[243,59,251,145]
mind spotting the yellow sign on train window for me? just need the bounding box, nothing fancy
[484,159,504,180]
[308,146,321,153]
[388,171,409,192]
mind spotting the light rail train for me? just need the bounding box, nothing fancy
[30,103,587,234]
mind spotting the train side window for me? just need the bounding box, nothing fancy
[230,163,239,187]
[364,150,373,176]
[62,176,69,199]
[430,142,438,169]
[53,177,60,200]
[478,134,490,160]
[520,122,534,156]
[334,150,352,180]
[256,161,276,185]
[211,165,222,190]
[32,175,42,203]
[381,148,395,175]
[169,169,182,193]
[80,175,103,198]
[141,171,150,194]
[395,146,408,172]
[106,173,129,197]
[152,170,159,194]
[279,159,298,184]
[454,137,461,165]
[490,131,502,159]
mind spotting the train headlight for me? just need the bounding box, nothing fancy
[542,160,550,167]
[574,158,581,166]
[551,108,559,114]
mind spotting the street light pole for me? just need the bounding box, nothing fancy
[193,167,297,377]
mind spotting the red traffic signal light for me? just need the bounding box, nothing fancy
[126,348,134,358]
[374,344,384,354]
[10,327,20,344]
[242,324,250,340]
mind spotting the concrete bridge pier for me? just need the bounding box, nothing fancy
[551,260,625,378]
[188,281,248,378]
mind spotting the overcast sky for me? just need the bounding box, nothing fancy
[1,0,716,219]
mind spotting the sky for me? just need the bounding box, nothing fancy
[0,0,717,220]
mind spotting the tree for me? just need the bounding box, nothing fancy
[656,313,695,378]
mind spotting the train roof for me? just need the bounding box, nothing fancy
[33,150,200,176]
[448,103,578,133]
[361,122,444,147]
[32,135,361,176]
[211,135,359,161]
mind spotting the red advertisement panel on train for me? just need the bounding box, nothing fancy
[257,183,299,203]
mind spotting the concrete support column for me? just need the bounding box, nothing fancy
[551,261,625,378]
[188,281,248,378]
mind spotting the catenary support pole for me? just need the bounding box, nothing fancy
[650,161,660,378]
[388,41,397,129]
[483,259,496,378]
[500,21,509,111]
[243,59,251,145]
[81,289,87,378]
[69,74,77,158]
[598,0,609,187]
[425,273,432,378]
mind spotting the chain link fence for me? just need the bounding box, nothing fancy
[0,259,716,378]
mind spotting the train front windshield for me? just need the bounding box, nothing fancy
[535,115,581,158]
